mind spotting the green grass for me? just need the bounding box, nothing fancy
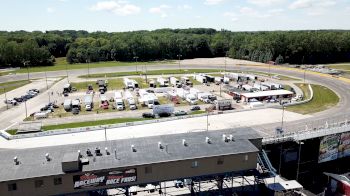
[190,110,206,115]
[0,80,31,94]
[287,84,339,114]
[42,118,147,131]
[6,129,18,135]
[71,78,124,92]
[295,83,311,100]
[326,63,350,71]
[12,57,175,74]
[79,69,221,78]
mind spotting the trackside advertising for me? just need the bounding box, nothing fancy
[73,168,137,189]
[318,132,350,163]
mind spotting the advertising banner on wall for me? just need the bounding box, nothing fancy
[338,132,350,159]
[318,134,340,163]
[73,168,137,189]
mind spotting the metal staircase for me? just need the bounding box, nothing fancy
[257,150,277,176]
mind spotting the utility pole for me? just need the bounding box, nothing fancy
[224,53,227,73]
[66,63,69,82]
[302,56,306,84]
[133,56,139,73]
[177,54,182,72]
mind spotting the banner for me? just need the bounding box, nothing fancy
[318,134,340,163]
[73,168,137,189]
[338,132,350,159]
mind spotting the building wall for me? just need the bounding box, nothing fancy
[0,152,257,196]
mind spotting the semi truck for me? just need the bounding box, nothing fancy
[114,91,125,110]
[157,77,169,87]
[124,91,137,110]
[170,77,181,88]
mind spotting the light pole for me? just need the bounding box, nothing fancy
[23,61,30,82]
[177,54,182,71]
[24,100,28,118]
[133,56,139,73]
[86,59,90,79]
[224,53,227,73]
[302,56,306,83]
[296,141,304,181]
[45,71,49,90]
[3,87,8,110]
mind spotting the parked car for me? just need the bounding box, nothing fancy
[72,108,80,115]
[174,110,187,116]
[190,106,201,111]
[4,99,17,105]
[30,89,40,93]
[142,112,155,118]
[158,112,171,118]
[14,97,23,102]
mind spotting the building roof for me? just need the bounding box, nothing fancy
[0,128,261,182]
[241,90,293,98]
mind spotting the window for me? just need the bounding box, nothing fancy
[217,158,224,165]
[54,177,62,185]
[145,166,152,174]
[245,155,249,161]
[35,180,44,188]
[8,183,17,191]
[191,161,199,168]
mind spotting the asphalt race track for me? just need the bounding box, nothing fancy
[1,62,349,134]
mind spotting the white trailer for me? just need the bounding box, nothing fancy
[123,78,139,89]
[214,99,232,110]
[215,77,223,84]
[84,95,93,111]
[170,77,181,87]
[262,82,283,90]
[34,111,50,119]
[124,91,137,110]
[157,77,169,87]
[114,91,125,110]
[223,76,230,84]
[194,74,207,84]
[72,99,81,110]
[253,83,269,91]
[139,89,158,108]
[63,99,72,111]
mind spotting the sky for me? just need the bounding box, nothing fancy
[0,0,350,32]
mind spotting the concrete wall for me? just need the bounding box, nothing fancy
[0,152,257,196]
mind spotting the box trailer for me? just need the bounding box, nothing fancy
[84,95,94,111]
[214,99,232,111]
[170,77,181,88]
[157,77,169,87]
[194,74,207,84]
[63,99,72,111]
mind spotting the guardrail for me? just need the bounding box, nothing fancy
[263,121,350,144]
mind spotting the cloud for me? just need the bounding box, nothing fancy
[149,5,171,18]
[238,7,283,18]
[289,0,336,10]
[247,0,286,7]
[178,4,192,10]
[223,12,239,22]
[204,0,225,5]
[47,7,55,13]
[90,0,141,16]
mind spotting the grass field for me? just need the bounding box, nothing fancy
[326,63,350,71]
[79,69,221,78]
[0,80,31,94]
[71,78,124,92]
[10,57,175,74]
[287,84,339,114]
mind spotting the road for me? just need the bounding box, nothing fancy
[0,57,350,139]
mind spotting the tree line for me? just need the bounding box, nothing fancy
[1,29,350,68]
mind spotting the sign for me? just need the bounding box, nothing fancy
[318,134,340,163]
[73,168,137,189]
[338,132,350,159]
[153,104,174,115]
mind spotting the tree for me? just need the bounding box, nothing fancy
[275,54,284,64]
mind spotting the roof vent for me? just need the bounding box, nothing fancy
[222,134,228,142]
[95,147,102,156]
[158,142,163,149]
[131,145,136,152]
[86,149,93,156]
[182,139,188,147]
[105,147,110,155]
[14,156,19,165]
[206,137,211,144]
[45,153,51,161]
